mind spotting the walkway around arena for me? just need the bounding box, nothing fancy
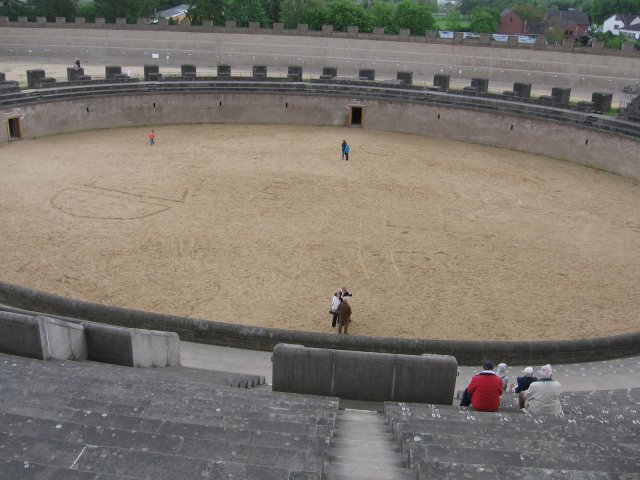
[180,341,640,396]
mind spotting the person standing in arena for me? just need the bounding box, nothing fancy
[149,130,155,145]
[337,297,352,335]
[330,291,341,328]
[341,139,347,160]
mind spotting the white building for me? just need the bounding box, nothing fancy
[603,13,640,39]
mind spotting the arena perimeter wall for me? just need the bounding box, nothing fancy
[1,281,639,365]
[1,83,639,364]
[4,86,640,180]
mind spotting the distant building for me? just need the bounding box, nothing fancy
[498,9,544,35]
[603,14,640,40]
[545,10,590,37]
[151,4,191,24]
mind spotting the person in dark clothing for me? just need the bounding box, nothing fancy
[510,366,538,409]
[341,139,347,160]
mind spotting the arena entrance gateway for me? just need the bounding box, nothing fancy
[349,104,365,127]
[4,108,25,141]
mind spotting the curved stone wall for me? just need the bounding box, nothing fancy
[1,81,639,364]
[1,281,639,365]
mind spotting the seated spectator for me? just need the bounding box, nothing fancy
[497,363,509,392]
[510,366,538,409]
[523,364,564,417]
[459,360,503,412]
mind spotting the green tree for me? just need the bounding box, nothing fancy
[94,0,158,22]
[279,0,327,29]
[468,6,498,33]
[1,0,34,20]
[325,0,372,32]
[511,4,545,23]
[31,0,77,21]
[76,2,97,22]
[187,0,227,25]
[227,0,268,26]
[394,0,435,36]
[459,0,502,15]
[370,1,396,32]
[260,0,280,25]
[590,0,638,23]
[444,10,464,30]
[545,13,565,44]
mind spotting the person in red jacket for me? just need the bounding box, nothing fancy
[459,360,504,412]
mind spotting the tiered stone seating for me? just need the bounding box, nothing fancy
[0,352,338,479]
[385,389,640,479]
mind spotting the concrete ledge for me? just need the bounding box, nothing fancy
[272,344,457,404]
[82,322,180,367]
[0,310,86,360]
[1,281,639,365]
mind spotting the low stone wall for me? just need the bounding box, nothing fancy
[1,81,638,179]
[272,344,458,404]
[0,310,86,360]
[1,281,639,365]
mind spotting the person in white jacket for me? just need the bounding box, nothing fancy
[330,291,341,328]
[523,364,564,417]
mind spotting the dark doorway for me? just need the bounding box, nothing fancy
[349,106,364,127]
[8,117,21,140]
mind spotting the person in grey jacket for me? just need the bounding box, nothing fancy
[523,364,564,417]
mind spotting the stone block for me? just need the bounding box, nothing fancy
[143,64,160,81]
[181,64,196,77]
[552,87,571,105]
[82,323,179,368]
[397,71,413,86]
[347,26,358,36]
[434,74,450,90]
[105,65,122,79]
[225,20,236,30]
[202,20,213,29]
[321,67,337,79]
[399,29,410,40]
[470,77,489,93]
[249,22,260,32]
[513,82,532,98]
[373,27,384,37]
[252,65,267,78]
[36,16,46,25]
[297,24,308,34]
[322,25,333,36]
[217,64,231,78]
[67,67,84,81]
[592,92,613,113]
[26,69,45,89]
[273,23,284,34]
[0,311,86,360]
[272,343,457,403]
[115,17,126,26]
[55,17,65,25]
[288,66,303,82]
[0,72,5,82]
[359,69,375,81]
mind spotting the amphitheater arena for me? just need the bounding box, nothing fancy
[1,20,640,363]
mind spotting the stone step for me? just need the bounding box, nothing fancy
[0,401,333,437]
[0,431,316,480]
[419,461,613,480]
[0,458,133,480]
[410,444,640,474]
[394,420,638,446]
[403,431,640,459]
[0,414,324,472]
[327,452,407,469]
[0,380,337,420]
[323,462,415,480]
[0,411,329,455]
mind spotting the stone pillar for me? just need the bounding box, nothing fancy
[17,16,28,24]
[55,17,65,25]
[359,69,375,81]
[551,87,571,105]
[322,25,333,36]
[434,74,450,90]
[479,34,492,45]
[470,77,489,93]
[144,65,160,81]
[105,65,122,79]
[36,17,46,25]
[373,27,384,37]
[26,69,46,89]
[95,18,106,27]
[321,67,337,79]
[273,23,284,34]
[347,26,359,37]
[252,65,267,78]
[0,17,9,26]
[202,20,214,30]
[67,67,84,81]
[453,31,464,44]
[115,17,126,27]
[217,64,231,78]
[288,66,303,81]
[181,64,197,78]
[399,29,410,41]
[297,23,308,34]
[225,20,236,30]
[592,92,613,113]
[397,72,413,86]
[249,22,260,32]
[513,82,532,98]
[425,31,437,42]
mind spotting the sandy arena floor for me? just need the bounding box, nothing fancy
[1,124,639,341]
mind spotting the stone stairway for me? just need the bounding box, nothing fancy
[323,409,415,480]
